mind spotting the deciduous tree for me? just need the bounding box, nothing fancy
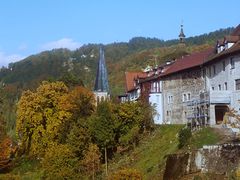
[81,143,101,179]
[16,81,71,156]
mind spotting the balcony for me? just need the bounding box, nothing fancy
[209,90,231,104]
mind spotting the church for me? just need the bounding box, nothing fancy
[93,47,110,104]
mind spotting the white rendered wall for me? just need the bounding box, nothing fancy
[149,93,163,124]
[205,53,240,123]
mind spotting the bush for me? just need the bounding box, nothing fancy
[109,168,143,180]
[41,144,78,180]
[178,127,191,149]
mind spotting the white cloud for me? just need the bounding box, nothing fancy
[0,52,25,67]
[41,38,81,51]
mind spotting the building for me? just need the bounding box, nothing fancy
[123,71,147,102]
[204,25,240,125]
[94,47,110,103]
[119,24,240,127]
[136,62,173,124]
[161,49,213,125]
[179,24,186,44]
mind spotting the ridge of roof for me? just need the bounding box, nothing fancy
[161,48,214,76]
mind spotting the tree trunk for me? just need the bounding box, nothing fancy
[105,146,108,177]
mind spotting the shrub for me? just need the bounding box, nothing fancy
[109,168,143,180]
[41,144,78,180]
[178,127,191,149]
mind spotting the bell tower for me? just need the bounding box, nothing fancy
[94,46,110,104]
[179,24,186,44]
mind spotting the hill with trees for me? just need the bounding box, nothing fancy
[0,26,238,179]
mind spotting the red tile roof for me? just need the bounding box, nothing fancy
[231,24,240,36]
[162,48,214,76]
[224,35,240,43]
[205,40,240,64]
[125,72,147,92]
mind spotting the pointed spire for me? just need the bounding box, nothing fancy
[94,46,109,93]
[179,23,186,43]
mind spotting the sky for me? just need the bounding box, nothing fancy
[0,0,239,67]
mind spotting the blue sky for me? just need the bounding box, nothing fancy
[0,0,239,67]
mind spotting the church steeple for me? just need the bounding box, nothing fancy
[179,24,186,43]
[94,46,110,103]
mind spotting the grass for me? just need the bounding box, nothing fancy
[109,125,184,179]
[0,158,44,180]
[0,126,222,180]
[189,127,220,149]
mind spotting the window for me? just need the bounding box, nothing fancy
[187,93,191,101]
[224,82,227,90]
[167,111,171,116]
[236,79,240,90]
[231,58,235,69]
[218,84,221,91]
[213,65,216,75]
[209,67,211,77]
[183,94,187,102]
[222,61,225,71]
[212,87,215,90]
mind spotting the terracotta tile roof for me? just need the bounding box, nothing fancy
[125,72,147,92]
[231,24,240,36]
[224,35,240,43]
[162,48,214,76]
[205,40,240,64]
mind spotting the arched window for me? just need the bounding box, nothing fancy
[101,96,104,102]
[97,96,100,104]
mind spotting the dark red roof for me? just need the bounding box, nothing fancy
[125,72,147,92]
[231,24,240,36]
[205,40,240,63]
[162,48,214,76]
[224,35,239,43]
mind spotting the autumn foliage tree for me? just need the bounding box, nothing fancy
[42,144,77,179]
[81,143,101,179]
[16,81,72,156]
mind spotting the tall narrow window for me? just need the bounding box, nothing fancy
[222,61,225,71]
[209,67,211,77]
[187,93,191,101]
[218,84,221,91]
[183,94,186,102]
[224,82,227,90]
[213,65,216,75]
[231,58,235,69]
[236,79,240,90]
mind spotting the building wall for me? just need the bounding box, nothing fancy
[149,93,163,124]
[162,68,205,124]
[205,53,240,124]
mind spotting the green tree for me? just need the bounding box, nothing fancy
[16,81,72,156]
[67,120,91,158]
[89,101,117,176]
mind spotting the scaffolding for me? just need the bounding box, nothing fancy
[187,92,210,130]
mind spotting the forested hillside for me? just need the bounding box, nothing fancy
[0,27,234,139]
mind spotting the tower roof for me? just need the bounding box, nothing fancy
[179,24,186,43]
[94,47,110,93]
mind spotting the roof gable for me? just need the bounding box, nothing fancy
[125,72,147,92]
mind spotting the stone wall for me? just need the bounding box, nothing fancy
[163,143,240,179]
[162,67,205,124]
